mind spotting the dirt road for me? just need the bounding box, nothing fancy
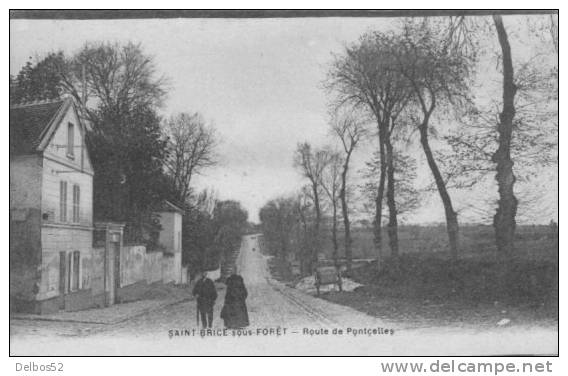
[10,235,557,355]
[234,234,385,329]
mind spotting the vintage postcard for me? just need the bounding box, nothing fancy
[9,10,558,356]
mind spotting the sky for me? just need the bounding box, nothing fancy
[10,16,558,224]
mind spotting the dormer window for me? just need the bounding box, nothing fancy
[67,122,74,158]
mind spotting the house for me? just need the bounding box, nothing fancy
[156,200,184,284]
[10,98,94,314]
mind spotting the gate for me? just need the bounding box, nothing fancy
[93,222,125,306]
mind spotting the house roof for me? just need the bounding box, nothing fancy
[10,99,71,155]
[158,200,185,215]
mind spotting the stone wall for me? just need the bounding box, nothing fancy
[144,251,163,284]
[120,245,146,286]
[91,247,106,306]
[181,266,189,284]
[162,253,175,284]
[91,245,178,289]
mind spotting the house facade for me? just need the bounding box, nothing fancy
[157,201,183,284]
[10,99,94,314]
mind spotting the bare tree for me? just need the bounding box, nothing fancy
[427,16,557,259]
[321,150,343,267]
[395,19,474,259]
[439,15,557,260]
[326,31,412,262]
[295,187,317,275]
[258,196,297,262]
[164,112,218,204]
[360,149,419,221]
[330,112,368,272]
[293,142,330,270]
[491,15,518,258]
[53,42,168,128]
[259,188,319,277]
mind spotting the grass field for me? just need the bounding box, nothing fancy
[321,224,558,261]
[270,224,558,328]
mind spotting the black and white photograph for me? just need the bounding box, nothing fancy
[9,9,558,356]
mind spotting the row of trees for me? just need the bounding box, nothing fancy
[182,192,249,277]
[260,15,557,276]
[325,19,472,262]
[10,42,248,275]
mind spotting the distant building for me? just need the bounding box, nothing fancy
[10,99,94,314]
[156,200,184,284]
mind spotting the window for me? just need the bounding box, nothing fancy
[59,181,67,222]
[61,251,81,294]
[67,122,74,157]
[59,251,67,294]
[67,253,72,292]
[72,184,80,223]
[71,251,80,291]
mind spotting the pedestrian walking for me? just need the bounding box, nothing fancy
[192,272,218,328]
[220,274,250,329]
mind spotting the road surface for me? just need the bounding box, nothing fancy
[234,234,385,329]
[10,235,558,355]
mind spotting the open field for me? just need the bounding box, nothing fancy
[320,224,558,261]
[268,224,558,329]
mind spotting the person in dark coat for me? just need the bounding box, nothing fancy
[192,272,217,328]
[221,274,250,329]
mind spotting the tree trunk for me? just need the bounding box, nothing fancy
[492,15,518,258]
[384,136,399,259]
[373,123,387,270]
[340,155,352,273]
[331,202,339,267]
[419,123,460,259]
[298,210,310,276]
[312,183,321,271]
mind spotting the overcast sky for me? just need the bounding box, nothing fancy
[10,16,558,224]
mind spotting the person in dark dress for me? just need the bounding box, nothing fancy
[192,272,217,328]
[221,274,250,329]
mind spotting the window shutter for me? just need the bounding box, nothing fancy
[73,185,80,223]
[59,181,67,222]
[72,251,80,291]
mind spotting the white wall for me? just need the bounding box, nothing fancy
[145,251,164,284]
[41,104,94,226]
[157,211,182,253]
[38,226,93,300]
[42,104,93,174]
[174,213,182,253]
[121,245,146,286]
[42,158,93,226]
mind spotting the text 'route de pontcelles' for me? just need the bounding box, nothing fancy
[167,327,395,338]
